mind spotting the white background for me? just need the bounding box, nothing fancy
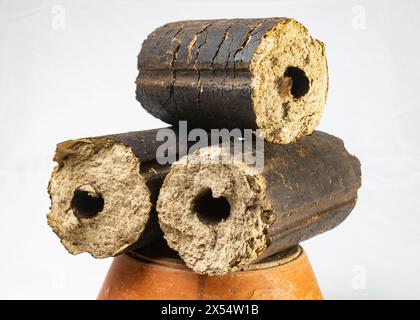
[1,0,419,299]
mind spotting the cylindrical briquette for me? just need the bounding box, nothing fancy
[47,129,180,258]
[157,131,362,275]
[136,18,328,144]
[47,127,252,258]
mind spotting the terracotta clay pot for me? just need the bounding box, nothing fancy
[97,244,322,300]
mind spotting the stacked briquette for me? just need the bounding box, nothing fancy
[47,18,361,275]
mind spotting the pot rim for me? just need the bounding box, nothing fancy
[127,245,302,273]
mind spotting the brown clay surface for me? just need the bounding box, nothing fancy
[97,246,323,300]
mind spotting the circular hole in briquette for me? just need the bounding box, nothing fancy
[283,66,310,98]
[71,189,104,218]
[193,189,231,225]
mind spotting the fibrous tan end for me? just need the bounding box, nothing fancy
[251,19,328,144]
[47,138,152,258]
[157,147,275,275]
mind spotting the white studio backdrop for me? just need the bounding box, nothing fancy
[0,0,419,299]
